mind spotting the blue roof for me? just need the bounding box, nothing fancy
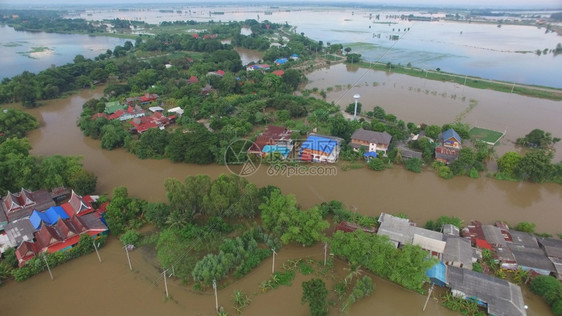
[442,128,461,142]
[301,135,337,155]
[275,58,288,64]
[426,261,447,287]
[29,206,69,229]
[363,152,377,158]
[263,145,291,157]
[291,54,299,57]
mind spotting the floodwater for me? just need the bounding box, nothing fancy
[235,47,264,66]
[0,25,127,80]
[73,5,562,87]
[305,63,562,161]
[7,56,559,316]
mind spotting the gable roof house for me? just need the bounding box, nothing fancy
[248,125,293,159]
[103,101,125,114]
[447,266,527,316]
[4,218,36,247]
[350,129,392,154]
[1,188,56,222]
[537,238,562,279]
[15,241,38,267]
[377,212,446,258]
[61,191,94,217]
[435,128,462,164]
[443,237,473,270]
[300,135,340,163]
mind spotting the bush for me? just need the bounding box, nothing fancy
[368,158,386,171]
[530,275,562,305]
[405,158,423,173]
[438,166,453,179]
[515,222,536,233]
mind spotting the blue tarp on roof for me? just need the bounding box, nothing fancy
[363,152,377,158]
[426,261,447,287]
[442,128,461,142]
[29,206,69,229]
[291,54,299,58]
[274,58,288,65]
[263,145,291,157]
[301,135,337,155]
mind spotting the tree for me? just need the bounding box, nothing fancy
[280,206,329,246]
[68,169,97,195]
[0,108,39,142]
[260,190,298,237]
[344,47,352,54]
[368,158,386,171]
[438,166,453,179]
[516,150,555,183]
[346,53,361,63]
[145,202,171,228]
[120,229,141,246]
[424,125,441,140]
[302,278,329,316]
[530,275,562,306]
[517,129,560,149]
[345,102,362,115]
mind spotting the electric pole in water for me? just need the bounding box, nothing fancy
[124,245,132,271]
[93,241,102,263]
[271,248,277,274]
[163,269,169,298]
[324,242,328,266]
[42,252,53,281]
[213,279,219,312]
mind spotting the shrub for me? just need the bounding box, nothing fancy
[438,166,453,179]
[405,158,423,173]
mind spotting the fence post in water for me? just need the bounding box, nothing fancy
[42,252,53,281]
[93,241,102,263]
[124,245,132,271]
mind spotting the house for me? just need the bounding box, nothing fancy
[442,237,473,270]
[207,70,225,77]
[149,106,164,113]
[186,75,199,85]
[1,188,56,222]
[300,134,340,163]
[168,107,184,117]
[247,125,293,159]
[272,70,284,77]
[246,64,270,71]
[91,112,108,120]
[427,261,447,287]
[129,112,174,134]
[443,224,460,237]
[274,58,288,65]
[435,128,462,164]
[377,212,446,258]
[117,105,145,121]
[509,246,556,276]
[15,212,108,266]
[139,93,159,105]
[290,54,299,61]
[447,266,527,316]
[103,101,124,114]
[351,129,392,154]
[441,129,462,149]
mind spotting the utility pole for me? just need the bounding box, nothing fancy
[213,279,219,312]
[271,248,277,274]
[423,284,434,311]
[42,252,53,281]
[124,245,132,271]
[163,269,169,298]
[323,242,328,266]
[93,241,102,263]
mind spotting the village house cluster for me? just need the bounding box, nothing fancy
[336,212,562,316]
[0,188,108,267]
[91,93,182,134]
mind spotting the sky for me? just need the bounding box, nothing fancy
[1,0,561,9]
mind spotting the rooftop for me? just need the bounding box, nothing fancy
[351,129,392,146]
[447,266,527,316]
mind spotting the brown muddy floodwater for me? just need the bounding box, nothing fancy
[5,70,558,315]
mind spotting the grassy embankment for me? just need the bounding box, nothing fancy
[355,61,562,101]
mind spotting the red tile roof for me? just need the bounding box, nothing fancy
[91,113,108,120]
[272,70,284,77]
[476,238,493,250]
[107,109,125,120]
[216,70,225,76]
